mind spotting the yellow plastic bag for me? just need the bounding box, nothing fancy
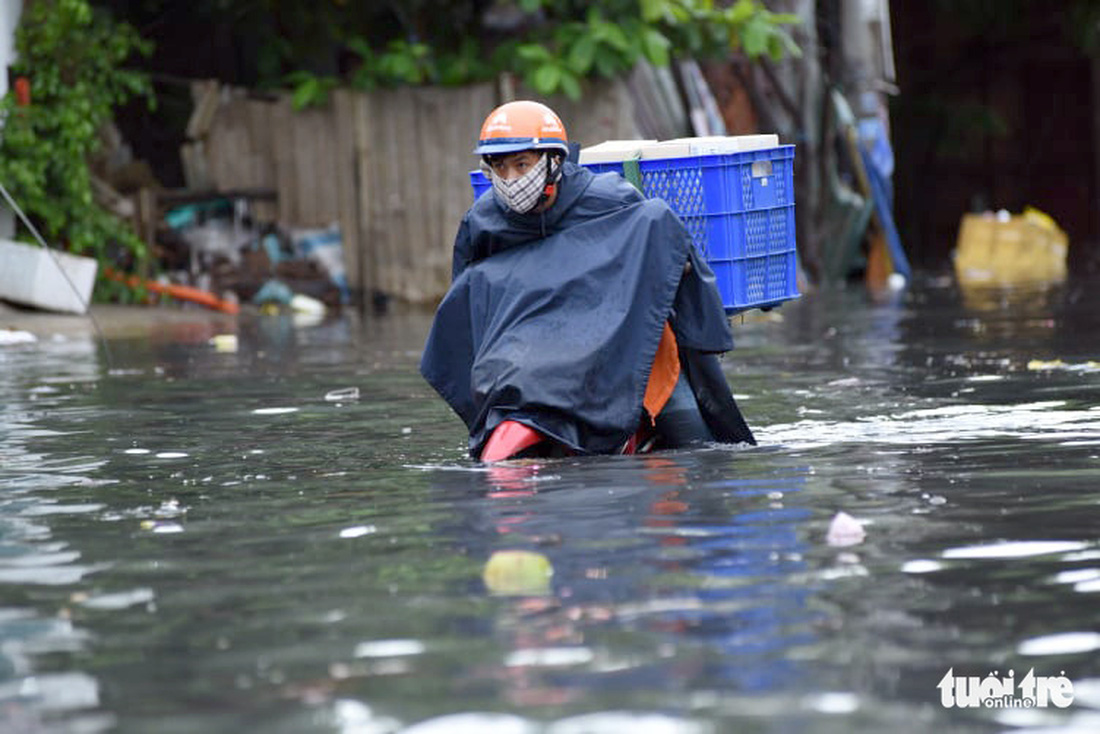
[954,208,1068,287]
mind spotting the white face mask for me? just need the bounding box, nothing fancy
[488,153,550,214]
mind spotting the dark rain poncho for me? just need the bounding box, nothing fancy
[420,161,748,456]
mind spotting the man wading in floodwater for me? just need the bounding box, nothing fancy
[420,100,755,461]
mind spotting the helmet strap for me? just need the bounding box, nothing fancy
[539,153,564,206]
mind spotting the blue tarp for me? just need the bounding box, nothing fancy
[858,117,911,280]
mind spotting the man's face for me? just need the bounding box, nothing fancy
[488,150,542,181]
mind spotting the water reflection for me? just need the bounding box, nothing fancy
[410,450,820,720]
[0,334,110,732]
[957,281,1064,316]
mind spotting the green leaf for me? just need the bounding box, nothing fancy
[769,27,802,59]
[639,0,664,23]
[682,23,704,54]
[351,63,376,90]
[768,12,803,26]
[532,63,562,94]
[567,35,597,74]
[640,27,671,67]
[516,43,552,63]
[346,37,374,62]
[741,15,768,56]
[593,46,621,77]
[559,70,582,101]
[393,56,417,83]
[591,19,630,52]
[666,3,691,23]
[727,0,756,25]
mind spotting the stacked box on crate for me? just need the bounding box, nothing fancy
[469,135,799,314]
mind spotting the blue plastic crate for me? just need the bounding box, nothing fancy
[468,145,799,313]
[470,170,492,200]
[635,146,798,313]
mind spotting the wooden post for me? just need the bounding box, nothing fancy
[137,186,157,279]
[333,89,362,302]
[354,92,375,301]
[270,97,297,227]
[1092,54,1100,246]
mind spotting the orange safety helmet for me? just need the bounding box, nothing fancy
[474,100,569,157]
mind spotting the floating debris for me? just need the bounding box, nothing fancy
[140,520,184,534]
[339,525,376,539]
[1027,359,1100,373]
[505,646,593,668]
[77,587,155,610]
[324,387,360,402]
[291,293,326,317]
[209,334,239,353]
[825,511,866,547]
[0,328,36,346]
[252,407,299,415]
[354,639,425,658]
[901,559,943,574]
[483,550,554,596]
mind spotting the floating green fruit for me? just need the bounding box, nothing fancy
[482,550,554,596]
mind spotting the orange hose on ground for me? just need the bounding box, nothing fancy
[102,268,240,314]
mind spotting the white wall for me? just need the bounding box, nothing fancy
[0,0,22,98]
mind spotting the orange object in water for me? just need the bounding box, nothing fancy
[480,420,547,463]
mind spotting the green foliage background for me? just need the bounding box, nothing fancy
[0,0,152,300]
[281,0,800,108]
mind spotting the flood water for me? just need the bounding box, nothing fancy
[2,276,1099,734]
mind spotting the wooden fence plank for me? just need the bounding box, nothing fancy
[332,89,361,296]
[245,97,277,222]
[311,105,340,227]
[291,108,315,225]
[269,97,297,228]
[353,92,373,300]
[398,90,426,300]
[363,90,389,298]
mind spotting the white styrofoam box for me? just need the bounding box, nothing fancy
[640,142,693,160]
[577,139,656,164]
[665,134,780,154]
[643,135,781,158]
[582,136,783,164]
[0,238,98,314]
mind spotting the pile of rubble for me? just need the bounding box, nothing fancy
[90,120,347,313]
